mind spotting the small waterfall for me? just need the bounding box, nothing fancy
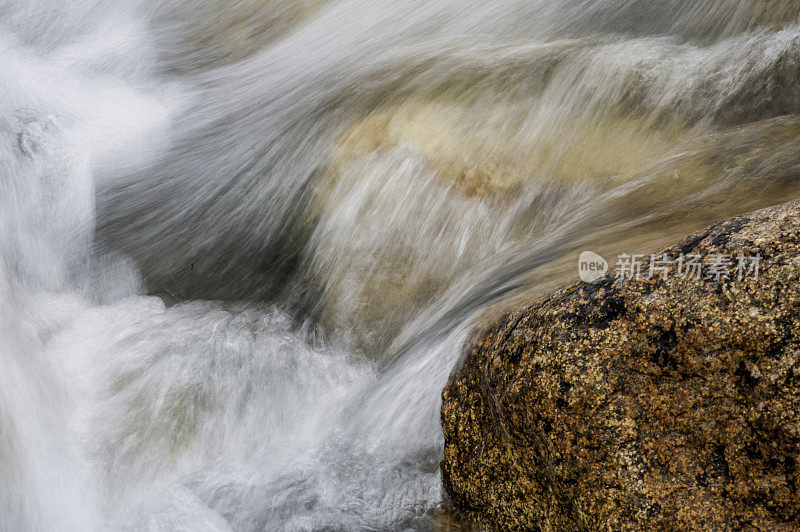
[2,1,800,529]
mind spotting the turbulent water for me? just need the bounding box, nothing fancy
[2,0,800,530]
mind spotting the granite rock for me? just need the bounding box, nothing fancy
[441,200,800,530]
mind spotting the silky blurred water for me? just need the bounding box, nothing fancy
[2,1,800,530]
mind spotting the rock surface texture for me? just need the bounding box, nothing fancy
[441,200,800,530]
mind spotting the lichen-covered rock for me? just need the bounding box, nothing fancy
[441,200,800,530]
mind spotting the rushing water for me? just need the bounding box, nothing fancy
[2,1,800,530]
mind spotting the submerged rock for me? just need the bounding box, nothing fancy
[441,199,800,529]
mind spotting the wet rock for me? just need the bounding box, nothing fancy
[441,199,800,530]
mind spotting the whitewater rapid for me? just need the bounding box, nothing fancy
[2,1,800,530]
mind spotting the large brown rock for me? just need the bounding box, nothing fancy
[441,200,800,530]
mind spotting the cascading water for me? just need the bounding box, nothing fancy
[2,1,800,529]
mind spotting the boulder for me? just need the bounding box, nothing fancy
[441,199,800,529]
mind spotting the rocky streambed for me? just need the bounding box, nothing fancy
[441,199,800,529]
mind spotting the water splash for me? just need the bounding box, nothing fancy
[2,1,800,530]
